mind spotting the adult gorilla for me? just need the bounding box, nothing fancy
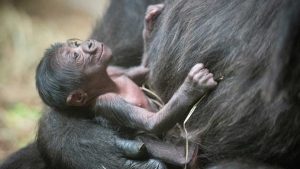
[0,1,164,169]
[144,0,300,168]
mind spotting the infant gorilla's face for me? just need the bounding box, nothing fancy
[57,39,112,77]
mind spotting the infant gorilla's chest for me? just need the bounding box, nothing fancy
[118,76,151,110]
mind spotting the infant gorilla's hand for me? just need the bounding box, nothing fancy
[182,63,217,97]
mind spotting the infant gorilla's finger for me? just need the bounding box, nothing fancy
[194,68,208,81]
[208,78,218,86]
[202,73,214,81]
[151,3,164,10]
[147,4,165,14]
[202,68,209,75]
[188,63,204,78]
[146,4,164,22]
[204,77,218,87]
[145,11,155,22]
[200,73,215,85]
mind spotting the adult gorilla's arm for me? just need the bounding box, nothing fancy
[37,111,166,169]
[0,143,45,169]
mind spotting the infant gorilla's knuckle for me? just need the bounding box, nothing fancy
[188,72,194,78]
[196,63,204,67]
[147,5,154,10]
[203,68,209,73]
[193,76,200,83]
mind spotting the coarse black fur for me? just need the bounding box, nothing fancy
[1,1,165,169]
[0,143,45,169]
[205,159,282,169]
[145,0,300,168]
[90,0,163,67]
[37,110,123,169]
[37,109,166,169]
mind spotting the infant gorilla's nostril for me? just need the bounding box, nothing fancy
[88,41,93,49]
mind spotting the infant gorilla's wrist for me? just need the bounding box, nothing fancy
[178,84,206,102]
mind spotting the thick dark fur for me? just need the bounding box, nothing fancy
[0,1,163,169]
[37,108,169,169]
[205,159,282,169]
[145,0,300,168]
[90,0,163,67]
[0,143,45,169]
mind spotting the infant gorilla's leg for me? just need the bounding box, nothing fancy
[142,3,164,67]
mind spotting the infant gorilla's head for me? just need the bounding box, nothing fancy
[36,39,112,112]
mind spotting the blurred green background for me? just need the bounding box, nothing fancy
[0,0,108,161]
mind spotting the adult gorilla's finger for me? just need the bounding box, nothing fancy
[124,159,167,169]
[115,138,147,159]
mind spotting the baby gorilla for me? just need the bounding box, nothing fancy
[36,4,217,168]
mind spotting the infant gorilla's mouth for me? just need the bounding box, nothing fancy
[96,43,104,62]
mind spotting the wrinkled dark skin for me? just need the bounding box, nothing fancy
[144,0,300,168]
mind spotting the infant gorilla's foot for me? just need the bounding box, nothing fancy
[184,63,217,95]
[143,3,164,39]
[145,3,164,31]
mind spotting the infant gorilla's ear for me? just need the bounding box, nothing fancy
[66,89,88,106]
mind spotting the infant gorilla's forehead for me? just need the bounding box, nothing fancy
[54,44,77,67]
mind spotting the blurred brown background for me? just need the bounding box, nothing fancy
[0,0,108,161]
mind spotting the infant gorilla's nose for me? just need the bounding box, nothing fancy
[88,42,93,49]
[82,39,97,53]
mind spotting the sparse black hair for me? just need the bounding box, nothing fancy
[36,43,84,111]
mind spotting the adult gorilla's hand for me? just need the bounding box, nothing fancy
[115,138,167,169]
[124,159,166,169]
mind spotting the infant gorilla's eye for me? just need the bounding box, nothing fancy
[74,41,80,47]
[67,38,83,48]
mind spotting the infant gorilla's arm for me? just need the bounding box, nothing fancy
[95,63,217,134]
[107,66,149,86]
[106,4,164,84]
